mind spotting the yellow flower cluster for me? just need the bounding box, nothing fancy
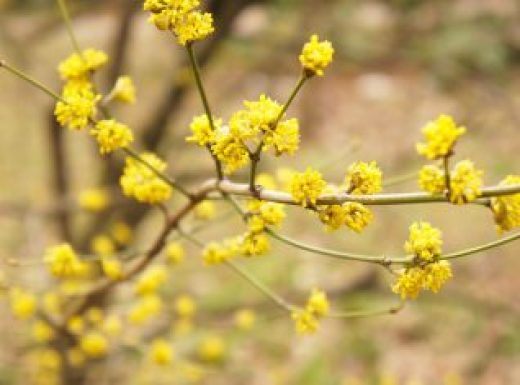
[143,0,214,46]
[393,222,452,299]
[404,221,442,262]
[54,80,99,130]
[44,243,87,279]
[318,202,373,233]
[197,335,225,363]
[290,167,327,207]
[345,161,383,194]
[149,339,174,365]
[417,114,466,160]
[186,114,219,146]
[449,160,483,204]
[292,288,330,334]
[120,152,172,204]
[77,188,110,212]
[187,95,300,174]
[392,260,452,300]
[91,234,115,256]
[134,265,168,296]
[80,331,108,358]
[111,75,136,104]
[58,49,109,81]
[9,288,37,320]
[234,308,256,331]
[418,165,445,194]
[165,241,185,264]
[491,175,520,233]
[101,256,124,280]
[202,240,237,265]
[299,35,334,77]
[194,200,216,220]
[128,294,163,325]
[418,160,483,204]
[90,119,134,154]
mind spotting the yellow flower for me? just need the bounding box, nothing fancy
[292,288,329,334]
[318,205,347,231]
[306,288,330,317]
[90,119,134,154]
[54,81,99,130]
[202,241,236,265]
[80,332,108,358]
[290,167,327,207]
[422,260,453,293]
[418,164,445,194]
[234,309,256,331]
[134,265,168,296]
[112,75,136,104]
[239,232,270,257]
[299,34,334,77]
[194,200,216,220]
[263,118,300,156]
[417,114,466,160]
[392,260,452,300]
[198,336,225,363]
[128,294,163,325]
[345,161,383,194]
[165,241,185,264]
[235,94,282,134]
[90,235,114,258]
[247,200,286,232]
[102,315,122,337]
[145,1,214,45]
[391,266,424,300]
[343,202,373,233]
[101,256,124,280]
[85,307,104,325]
[404,222,443,262]
[291,309,319,335]
[175,294,197,318]
[491,175,520,233]
[120,152,173,204]
[44,243,86,278]
[449,160,483,204]
[32,348,62,372]
[150,339,174,366]
[186,114,220,146]
[110,221,133,246]
[58,49,108,80]
[77,188,109,212]
[32,320,55,343]
[211,134,250,175]
[67,316,85,335]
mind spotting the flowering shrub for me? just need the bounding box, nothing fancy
[0,0,519,384]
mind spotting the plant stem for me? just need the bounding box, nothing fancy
[225,260,294,312]
[443,155,451,199]
[56,0,82,54]
[0,60,62,101]
[123,147,193,200]
[442,231,520,260]
[327,301,405,319]
[186,43,223,180]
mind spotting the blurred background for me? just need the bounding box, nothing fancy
[1,0,520,384]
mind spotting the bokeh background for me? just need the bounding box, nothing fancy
[1,0,520,384]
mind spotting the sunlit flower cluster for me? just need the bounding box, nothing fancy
[120,152,173,204]
[417,114,466,160]
[44,243,87,279]
[448,160,483,204]
[90,119,134,154]
[299,34,334,77]
[292,288,330,334]
[318,202,373,233]
[58,49,108,81]
[290,167,327,207]
[393,222,452,299]
[491,175,520,233]
[345,161,383,195]
[143,0,214,45]
[54,80,100,130]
